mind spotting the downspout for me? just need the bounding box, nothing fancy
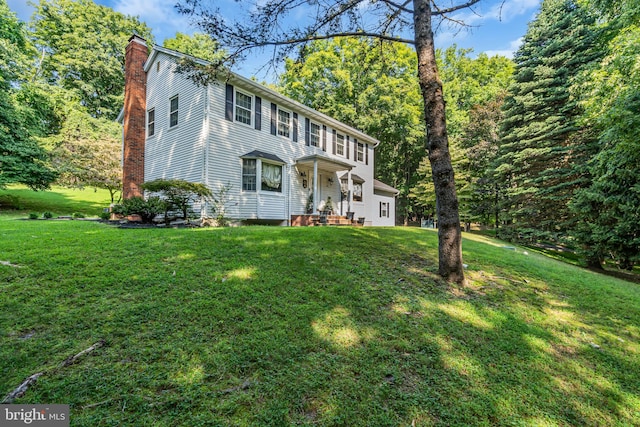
[201,83,210,218]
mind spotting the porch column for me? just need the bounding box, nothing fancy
[313,159,319,214]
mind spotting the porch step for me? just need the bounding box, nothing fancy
[290,214,361,227]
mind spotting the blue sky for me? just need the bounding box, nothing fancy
[7,0,541,77]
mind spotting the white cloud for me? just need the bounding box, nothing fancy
[484,37,524,59]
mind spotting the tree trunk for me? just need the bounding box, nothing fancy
[413,0,464,284]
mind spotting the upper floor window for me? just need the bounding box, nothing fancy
[235,90,252,125]
[336,133,345,156]
[242,159,257,191]
[310,122,321,147]
[169,96,178,127]
[147,108,155,137]
[357,142,364,162]
[278,109,290,138]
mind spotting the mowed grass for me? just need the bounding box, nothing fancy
[0,185,113,219]
[1,216,639,424]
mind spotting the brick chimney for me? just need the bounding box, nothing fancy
[122,34,148,199]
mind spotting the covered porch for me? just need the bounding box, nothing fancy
[295,153,356,216]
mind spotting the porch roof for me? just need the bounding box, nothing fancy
[296,154,355,173]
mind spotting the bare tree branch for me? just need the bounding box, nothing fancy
[431,0,482,16]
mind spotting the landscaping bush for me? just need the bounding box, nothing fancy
[141,179,211,220]
[43,211,54,219]
[72,212,85,219]
[111,196,167,223]
[28,212,39,219]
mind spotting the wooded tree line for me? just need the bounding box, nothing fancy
[276,0,639,270]
[1,0,638,269]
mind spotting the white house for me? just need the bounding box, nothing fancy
[121,35,398,226]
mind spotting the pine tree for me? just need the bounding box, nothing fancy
[495,0,602,242]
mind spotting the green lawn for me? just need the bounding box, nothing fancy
[0,185,113,219]
[0,195,639,425]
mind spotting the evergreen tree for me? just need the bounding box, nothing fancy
[495,0,602,242]
[570,0,640,269]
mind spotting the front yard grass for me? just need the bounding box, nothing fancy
[1,220,639,426]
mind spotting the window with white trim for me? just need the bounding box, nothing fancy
[278,109,291,138]
[169,96,178,128]
[357,142,364,162]
[336,133,345,156]
[380,202,390,218]
[147,108,155,137]
[235,90,252,125]
[310,122,320,147]
[242,159,257,191]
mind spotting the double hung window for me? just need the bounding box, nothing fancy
[169,96,178,128]
[235,91,252,125]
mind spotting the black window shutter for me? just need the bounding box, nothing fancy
[322,125,327,151]
[354,138,358,160]
[305,118,310,146]
[293,113,298,142]
[270,103,277,135]
[346,136,350,159]
[380,202,382,217]
[332,129,337,155]
[366,143,369,165]
[255,96,262,130]
[225,84,234,121]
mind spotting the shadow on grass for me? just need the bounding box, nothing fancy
[1,225,638,425]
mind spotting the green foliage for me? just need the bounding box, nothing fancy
[42,211,53,219]
[0,0,57,190]
[28,212,38,219]
[113,196,166,223]
[163,32,225,63]
[570,16,640,269]
[47,106,122,203]
[30,0,153,119]
[496,0,603,241]
[209,182,232,227]
[141,179,212,220]
[72,212,84,219]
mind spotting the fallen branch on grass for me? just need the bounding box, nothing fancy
[0,260,21,268]
[2,372,44,404]
[61,339,106,367]
[1,340,106,403]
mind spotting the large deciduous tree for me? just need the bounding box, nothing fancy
[30,0,153,120]
[176,0,484,284]
[278,37,425,226]
[0,0,57,190]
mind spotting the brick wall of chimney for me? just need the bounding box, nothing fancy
[122,35,148,199]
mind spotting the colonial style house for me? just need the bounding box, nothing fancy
[120,35,398,226]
